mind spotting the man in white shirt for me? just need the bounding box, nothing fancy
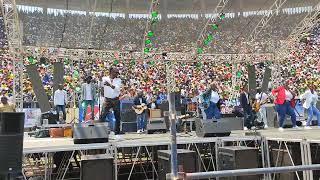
[54,84,67,121]
[81,76,96,121]
[202,83,221,120]
[300,84,320,129]
[100,67,122,134]
[255,88,269,128]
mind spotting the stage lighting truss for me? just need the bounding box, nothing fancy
[249,0,287,42]
[271,1,320,87]
[194,0,229,56]
[1,0,24,110]
[84,0,97,51]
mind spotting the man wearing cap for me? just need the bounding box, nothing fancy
[100,67,122,134]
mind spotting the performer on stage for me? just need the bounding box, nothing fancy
[81,76,96,121]
[255,88,269,128]
[0,96,15,112]
[201,83,221,120]
[133,90,147,133]
[300,83,320,129]
[272,82,298,131]
[54,84,67,121]
[240,86,254,130]
[100,67,122,134]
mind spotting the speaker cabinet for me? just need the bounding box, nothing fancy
[218,146,259,180]
[73,123,109,144]
[81,154,114,180]
[0,113,25,174]
[195,118,231,137]
[158,149,198,180]
[147,118,167,134]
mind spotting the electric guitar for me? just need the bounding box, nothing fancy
[132,103,148,114]
[253,94,272,112]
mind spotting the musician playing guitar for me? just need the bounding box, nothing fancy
[254,88,269,129]
[133,90,148,133]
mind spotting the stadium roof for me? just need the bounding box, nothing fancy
[16,0,319,13]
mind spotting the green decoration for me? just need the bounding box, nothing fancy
[196,62,202,67]
[113,59,119,65]
[64,58,69,64]
[130,60,135,65]
[72,70,79,78]
[211,24,218,30]
[145,39,151,45]
[225,63,231,67]
[151,11,158,18]
[197,48,204,54]
[236,71,241,77]
[28,56,34,63]
[219,13,225,19]
[207,34,213,41]
[149,61,155,65]
[147,31,154,37]
[235,85,240,90]
[144,48,150,53]
[203,39,209,45]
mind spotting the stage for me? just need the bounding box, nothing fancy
[22,128,320,180]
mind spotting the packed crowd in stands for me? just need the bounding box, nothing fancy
[0,11,319,107]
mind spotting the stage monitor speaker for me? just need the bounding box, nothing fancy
[0,113,25,174]
[195,118,231,137]
[266,105,277,128]
[73,123,109,144]
[261,67,271,92]
[53,62,64,94]
[218,146,259,180]
[248,65,256,95]
[26,64,51,112]
[120,121,136,133]
[158,149,198,180]
[147,118,167,134]
[81,154,114,180]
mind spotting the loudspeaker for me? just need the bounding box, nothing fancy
[26,64,52,112]
[120,110,136,122]
[73,123,109,144]
[261,67,271,92]
[147,118,167,134]
[220,115,243,130]
[195,118,231,137]
[81,154,114,180]
[158,149,198,180]
[248,65,256,95]
[120,121,137,133]
[218,146,259,180]
[121,101,134,112]
[0,113,25,174]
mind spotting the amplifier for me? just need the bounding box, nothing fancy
[195,118,231,137]
[81,154,114,180]
[218,146,259,180]
[73,123,109,144]
[158,149,198,180]
[120,121,137,133]
[120,110,136,122]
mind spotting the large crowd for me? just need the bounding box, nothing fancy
[0,10,319,107]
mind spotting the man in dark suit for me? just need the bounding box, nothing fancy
[240,86,254,130]
[133,90,147,133]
